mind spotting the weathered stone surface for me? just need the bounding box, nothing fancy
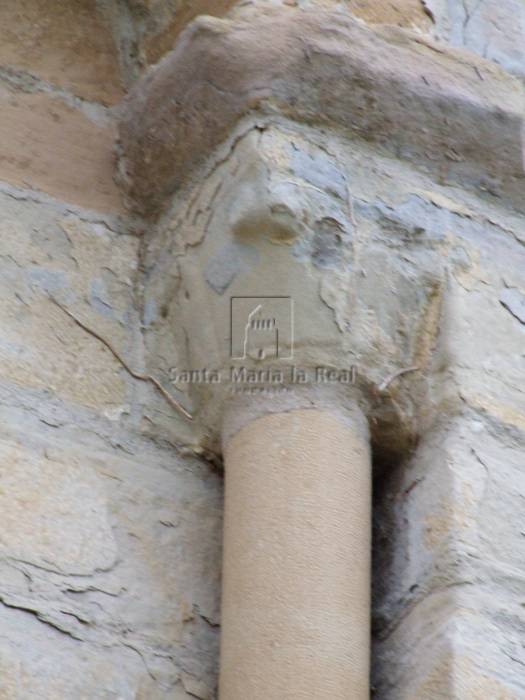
[446,225,525,433]
[0,89,124,214]
[103,0,238,86]
[0,621,153,700]
[119,3,524,218]
[0,401,222,697]
[140,71,524,694]
[0,1,522,698]
[347,0,433,29]
[0,193,137,412]
[500,286,525,324]
[142,124,447,452]
[373,417,525,698]
[140,108,524,446]
[0,0,124,104]
[425,0,525,81]
[132,0,238,66]
[0,444,117,575]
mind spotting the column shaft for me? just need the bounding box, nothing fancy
[219,407,371,699]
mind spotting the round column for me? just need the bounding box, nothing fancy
[219,405,371,699]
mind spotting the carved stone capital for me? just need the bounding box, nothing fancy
[140,122,444,454]
[119,2,524,454]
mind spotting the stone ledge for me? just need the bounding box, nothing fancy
[118,4,524,217]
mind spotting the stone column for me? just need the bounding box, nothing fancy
[118,6,517,695]
[219,402,371,700]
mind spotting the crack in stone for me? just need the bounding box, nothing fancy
[0,593,86,642]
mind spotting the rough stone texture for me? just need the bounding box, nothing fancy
[0,443,117,575]
[108,0,435,82]
[128,0,238,67]
[0,407,222,698]
[0,0,225,689]
[0,1,212,698]
[137,34,524,695]
[141,123,447,455]
[367,147,525,696]
[373,418,525,698]
[0,89,124,214]
[119,3,524,218]
[500,287,525,324]
[425,0,525,81]
[0,0,522,697]
[99,0,239,87]
[0,0,124,104]
[0,192,137,412]
[346,0,433,29]
[0,177,221,695]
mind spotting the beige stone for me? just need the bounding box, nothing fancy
[141,0,238,66]
[0,1,521,698]
[0,625,169,699]
[0,206,138,412]
[347,0,432,28]
[0,91,124,213]
[0,295,128,411]
[220,408,371,699]
[0,407,223,695]
[372,416,525,698]
[119,3,524,217]
[143,123,445,453]
[0,442,117,575]
[0,0,123,104]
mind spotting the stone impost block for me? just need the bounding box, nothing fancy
[119,3,524,218]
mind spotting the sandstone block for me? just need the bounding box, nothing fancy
[0,198,138,412]
[0,442,117,575]
[0,90,124,214]
[0,0,123,104]
[347,0,432,29]
[138,0,238,66]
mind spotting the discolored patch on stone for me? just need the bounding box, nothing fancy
[311,217,347,268]
[205,241,259,294]
[291,146,347,200]
[128,0,238,67]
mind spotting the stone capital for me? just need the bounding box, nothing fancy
[119,2,524,454]
[137,120,445,455]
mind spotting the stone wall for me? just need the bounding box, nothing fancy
[0,2,222,698]
[0,1,523,698]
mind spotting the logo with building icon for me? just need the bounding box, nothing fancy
[230,296,293,359]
